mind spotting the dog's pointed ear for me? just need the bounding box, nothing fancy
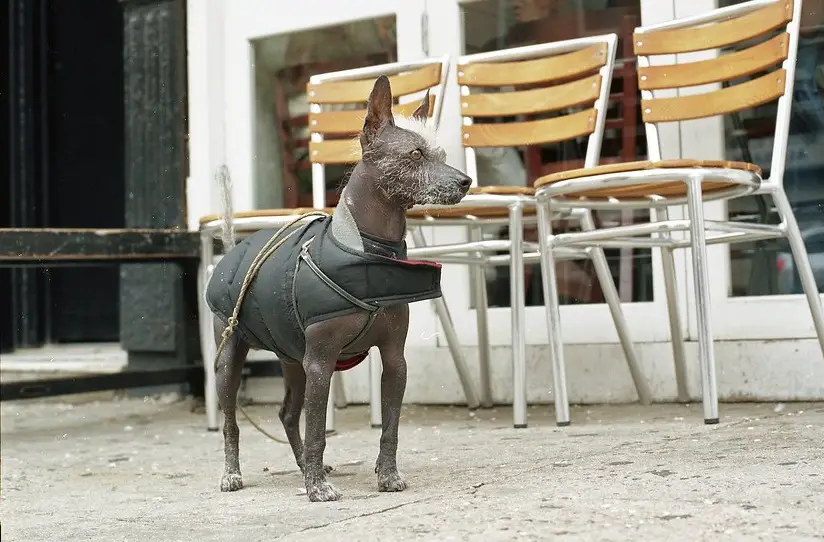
[362,75,395,142]
[411,89,431,121]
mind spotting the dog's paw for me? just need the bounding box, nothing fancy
[377,471,407,492]
[220,472,243,492]
[306,479,342,502]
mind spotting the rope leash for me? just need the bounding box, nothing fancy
[213,211,330,444]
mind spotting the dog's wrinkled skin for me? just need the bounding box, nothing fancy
[213,75,472,502]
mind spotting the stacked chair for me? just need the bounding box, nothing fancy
[406,34,652,427]
[197,0,823,431]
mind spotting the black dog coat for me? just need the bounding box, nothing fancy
[206,214,442,371]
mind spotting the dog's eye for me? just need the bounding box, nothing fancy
[410,149,423,160]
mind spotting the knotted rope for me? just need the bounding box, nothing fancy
[213,211,330,443]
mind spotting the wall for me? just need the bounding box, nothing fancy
[246,338,824,405]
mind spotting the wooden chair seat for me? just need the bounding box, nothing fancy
[407,206,538,219]
[533,159,762,201]
[408,186,536,219]
[469,186,535,196]
[198,207,334,227]
[198,185,539,226]
[198,205,535,224]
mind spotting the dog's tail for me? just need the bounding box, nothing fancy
[216,164,236,250]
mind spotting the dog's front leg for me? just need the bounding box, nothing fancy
[375,308,410,492]
[301,343,341,502]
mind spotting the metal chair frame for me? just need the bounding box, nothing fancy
[534,0,824,424]
[406,34,652,427]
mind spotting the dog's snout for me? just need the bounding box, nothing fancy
[427,164,473,205]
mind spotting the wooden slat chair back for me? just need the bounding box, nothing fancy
[519,9,642,179]
[535,0,803,202]
[635,0,798,177]
[456,34,620,189]
[272,56,395,208]
[306,57,450,208]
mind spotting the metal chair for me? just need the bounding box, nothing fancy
[533,0,824,424]
[198,56,480,433]
[406,34,652,427]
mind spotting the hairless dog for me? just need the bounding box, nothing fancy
[206,75,472,502]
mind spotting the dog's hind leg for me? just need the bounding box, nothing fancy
[279,361,307,471]
[214,315,250,492]
[279,361,334,475]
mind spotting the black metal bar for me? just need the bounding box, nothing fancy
[37,0,54,343]
[8,0,48,348]
[0,229,200,263]
[0,365,203,401]
[1,3,11,354]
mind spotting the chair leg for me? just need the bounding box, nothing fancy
[369,349,382,428]
[203,338,220,431]
[536,198,570,426]
[654,206,690,403]
[409,228,481,410]
[333,372,347,409]
[470,225,494,408]
[773,188,824,356]
[326,382,336,434]
[198,234,220,432]
[327,322,339,433]
[580,212,651,406]
[432,295,482,409]
[685,175,719,424]
[509,202,528,428]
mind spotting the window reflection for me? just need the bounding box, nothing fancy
[722,0,824,296]
[253,17,397,209]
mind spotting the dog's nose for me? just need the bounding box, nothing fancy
[456,174,472,190]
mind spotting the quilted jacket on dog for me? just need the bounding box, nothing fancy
[206,211,442,371]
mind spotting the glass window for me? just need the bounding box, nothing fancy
[460,0,653,308]
[720,0,824,296]
[252,18,397,209]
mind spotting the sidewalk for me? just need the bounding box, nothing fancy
[2,396,822,541]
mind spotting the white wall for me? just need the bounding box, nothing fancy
[247,339,824,405]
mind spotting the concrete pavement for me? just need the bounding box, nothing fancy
[2,396,822,541]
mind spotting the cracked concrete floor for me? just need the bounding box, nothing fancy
[1,395,823,541]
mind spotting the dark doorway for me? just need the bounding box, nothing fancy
[45,0,125,343]
[1,0,12,352]
[3,0,125,348]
